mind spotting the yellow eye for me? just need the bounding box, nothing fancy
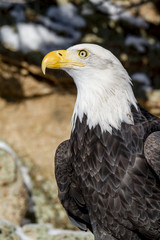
[78,50,88,58]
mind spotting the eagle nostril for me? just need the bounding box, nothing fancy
[58,52,63,56]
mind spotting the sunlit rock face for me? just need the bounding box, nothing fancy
[0,142,28,225]
[0,220,94,240]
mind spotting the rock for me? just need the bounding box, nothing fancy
[0,148,16,185]
[145,90,160,117]
[0,143,28,225]
[31,176,75,229]
[0,56,74,101]
[0,57,54,101]
[0,220,21,240]
[0,220,94,240]
[20,75,53,98]
[23,224,94,240]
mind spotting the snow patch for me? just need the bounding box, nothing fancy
[0,2,12,8]
[0,25,19,51]
[90,0,148,28]
[132,73,152,92]
[46,3,85,28]
[10,5,26,22]
[0,2,85,54]
[125,35,149,52]
[82,3,94,15]
[0,23,81,53]
[141,85,152,91]
[16,226,33,240]
[0,140,17,159]
[17,23,66,52]
[132,73,150,85]
[37,16,81,44]
[48,228,93,236]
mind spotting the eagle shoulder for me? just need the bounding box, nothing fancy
[55,140,92,231]
[144,131,160,179]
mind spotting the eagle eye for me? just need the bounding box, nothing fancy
[78,50,88,58]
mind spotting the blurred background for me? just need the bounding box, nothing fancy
[0,0,160,239]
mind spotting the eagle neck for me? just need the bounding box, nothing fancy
[72,73,137,133]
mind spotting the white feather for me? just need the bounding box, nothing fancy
[65,44,137,133]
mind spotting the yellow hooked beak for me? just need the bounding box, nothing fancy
[41,50,85,74]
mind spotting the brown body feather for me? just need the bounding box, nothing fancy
[55,105,160,240]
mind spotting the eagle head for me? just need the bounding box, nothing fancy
[42,44,137,133]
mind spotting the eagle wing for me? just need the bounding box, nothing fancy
[144,131,160,179]
[55,140,92,231]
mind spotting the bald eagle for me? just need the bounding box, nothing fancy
[42,44,160,240]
